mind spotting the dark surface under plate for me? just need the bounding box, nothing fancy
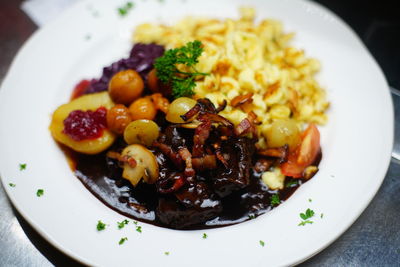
[0,0,399,266]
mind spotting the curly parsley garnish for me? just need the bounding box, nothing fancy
[270,194,280,206]
[154,40,208,98]
[19,163,27,171]
[298,208,315,226]
[97,220,107,231]
[117,219,129,229]
[119,237,128,245]
[36,189,44,197]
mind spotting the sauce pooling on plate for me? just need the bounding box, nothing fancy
[72,140,311,229]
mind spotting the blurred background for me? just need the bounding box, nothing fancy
[0,0,399,266]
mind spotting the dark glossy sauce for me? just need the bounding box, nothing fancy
[71,141,313,230]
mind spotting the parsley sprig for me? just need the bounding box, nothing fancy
[298,208,315,226]
[154,40,208,98]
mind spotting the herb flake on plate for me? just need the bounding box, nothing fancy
[117,219,129,229]
[118,2,134,16]
[97,220,107,231]
[119,237,128,245]
[19,163,27,171]
[36,189,44,197]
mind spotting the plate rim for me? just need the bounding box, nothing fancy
[0,0,394,266]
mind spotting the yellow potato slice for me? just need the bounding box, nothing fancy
[49,92,116,154]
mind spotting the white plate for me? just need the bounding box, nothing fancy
[0,0,393,266]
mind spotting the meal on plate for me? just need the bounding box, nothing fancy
[49,8,329,229]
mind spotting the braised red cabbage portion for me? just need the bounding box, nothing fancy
[84,43,164,94]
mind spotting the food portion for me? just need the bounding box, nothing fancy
[50,9,328,229]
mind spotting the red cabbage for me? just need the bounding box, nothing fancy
[84,43,164,94]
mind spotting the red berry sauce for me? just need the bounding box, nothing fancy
[63,107,107,141]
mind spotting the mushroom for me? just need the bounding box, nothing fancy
[121,144,159,186]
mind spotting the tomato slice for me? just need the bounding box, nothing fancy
[70,79,90,100]
[281,124,320,178]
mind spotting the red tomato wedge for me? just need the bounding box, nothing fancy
[70,79,90,100]
[281,124,320,178]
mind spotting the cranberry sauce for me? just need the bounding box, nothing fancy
[63,107,107,141]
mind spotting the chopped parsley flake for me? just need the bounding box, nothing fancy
[119,237,128,245]
[202,233,207,239]
[36,189,44,197]
[164,251,170,255]
[259,240,265,247]
[9,183,16,187]
[136,225,142,233]
[320,213,324,218]
[298,220,314,226]
[285,180,298,188]
[308,198,312,202]
[19,163,27,171]
[97,220,107,231]
[118,2,134,16]
[270,194,280,206]
[133,220,138,225]
[117,219,129,229]
[248,214,256,219]
[298,208,315,226]
[300,208,315,220]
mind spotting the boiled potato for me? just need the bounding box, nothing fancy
[264,119,300,149]
[49,92,116,154]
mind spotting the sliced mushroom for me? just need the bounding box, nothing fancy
[121,144,159,186]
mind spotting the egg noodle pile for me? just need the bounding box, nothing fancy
[134,7,329,149]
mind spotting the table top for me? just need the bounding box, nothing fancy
[1,0,399,266]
